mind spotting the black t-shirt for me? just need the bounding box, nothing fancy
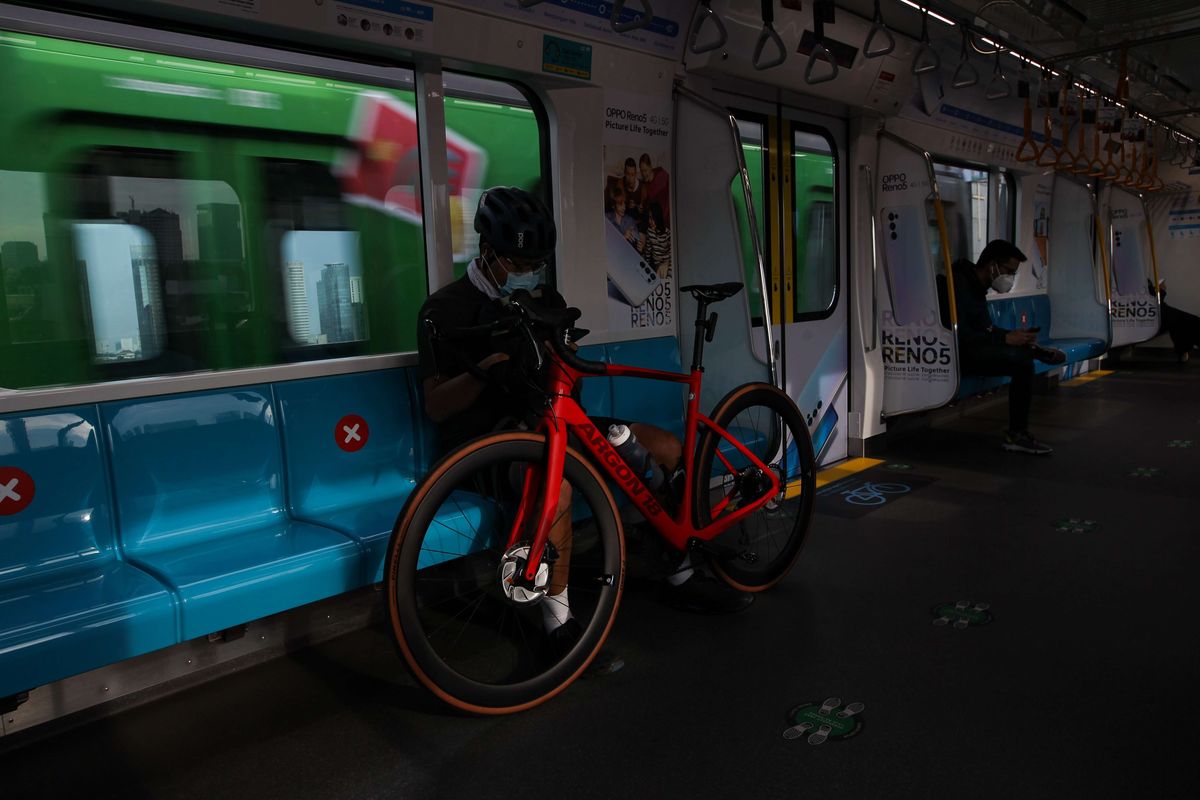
[416,273,566,449]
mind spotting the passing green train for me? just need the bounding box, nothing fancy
[0,31,543,390]
[731,121,836,326]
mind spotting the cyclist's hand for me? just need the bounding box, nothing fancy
[478,352,510,370]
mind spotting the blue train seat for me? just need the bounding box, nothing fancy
[607,336,686,439]
[0,406,175,698]
[955,295,1106,400]
[276,369,424,584]
[104,388,360,641]
[576,343,612,422]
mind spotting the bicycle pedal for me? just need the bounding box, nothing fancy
[686,537,757,564]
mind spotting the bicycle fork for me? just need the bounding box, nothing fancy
[507,418,569,584]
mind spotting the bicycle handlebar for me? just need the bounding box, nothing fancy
[427,291,607,377]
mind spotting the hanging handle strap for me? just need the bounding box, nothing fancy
[611,0,653,34]
[1036,113,1058,166]
[951,25,978,88]
[1016,96,1037,162]
[984,51,1011,100]
[1088,96,1105,176]
[863,0,895,58]
[753,0,786,70]
[910,8,939,75]
[689,0,728,54]
[805,1,838,85]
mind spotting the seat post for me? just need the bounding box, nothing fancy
[691,298,710,372]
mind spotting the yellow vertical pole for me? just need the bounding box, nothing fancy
[767,116,781,324]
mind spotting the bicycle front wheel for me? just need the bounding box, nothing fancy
[385,432,624,714]
[693,382,815,591]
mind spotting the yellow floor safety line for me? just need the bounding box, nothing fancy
[1061,368,1115,387]
[786,457,886,498]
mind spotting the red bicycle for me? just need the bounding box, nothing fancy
[385,283,815,713]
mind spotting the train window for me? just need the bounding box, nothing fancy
[69,148,245,377]
[734,118,768,324]
[443,73,547,279]
[994,170,1015,243]
[1,170,59,350]
[791,129,836,317]
[929,163,989,267]
[264,158,372,358]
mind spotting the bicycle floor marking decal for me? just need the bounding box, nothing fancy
[932,600,993,628]
[783,698,866,745]
[1052,517,1100,533]
[815,467,936,519]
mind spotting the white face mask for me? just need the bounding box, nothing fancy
[989,262,1017,293]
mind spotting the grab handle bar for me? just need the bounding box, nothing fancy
[910,8,939,75]
[984,52,1011,100]
[688,0,727,54]
[611,0,653,34]
[951,27,978,89]
[863,0,895,58]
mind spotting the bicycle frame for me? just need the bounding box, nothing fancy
[509,351,781,583]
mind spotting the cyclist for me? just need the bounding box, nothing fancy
[415,187,751,650]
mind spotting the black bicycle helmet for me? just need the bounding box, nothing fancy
[473,186,556,259]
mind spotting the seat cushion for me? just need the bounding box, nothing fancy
[131,520,361,640]
[0,561,175,697]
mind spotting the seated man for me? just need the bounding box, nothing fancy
[945,240,1065,455]
[1157,281,1200,363]
[416,187,750,646]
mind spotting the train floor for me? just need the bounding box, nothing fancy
[4,356,1199,799]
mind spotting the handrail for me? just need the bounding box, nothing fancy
[752,0,786,70]
[861,163,879,351]
[1087,97,1105,177]
[688,0,727,54]
[1142,195,1162,298]
[1092,190,1112,309]
[984,51,1010,100]
[951,23,978,88]
[673,84,777,386]
[610,0,653,33]
[911,8,940,75]
[863,0,895,58]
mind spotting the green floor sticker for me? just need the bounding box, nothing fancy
[932,600,992,628]
[1129,467,1162,478]
[783,698,865,744]
[1052,518,1100,533]
[885,462,912,470]
[1167,439,1193,448]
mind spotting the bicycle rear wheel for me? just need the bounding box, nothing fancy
[693,383,815,591]
[386,431,624,714]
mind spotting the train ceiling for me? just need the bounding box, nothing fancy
[837,0,1200,139]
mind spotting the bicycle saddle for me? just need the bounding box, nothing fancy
[680,282,743,303]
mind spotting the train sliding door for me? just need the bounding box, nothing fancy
[734,109,848,466]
